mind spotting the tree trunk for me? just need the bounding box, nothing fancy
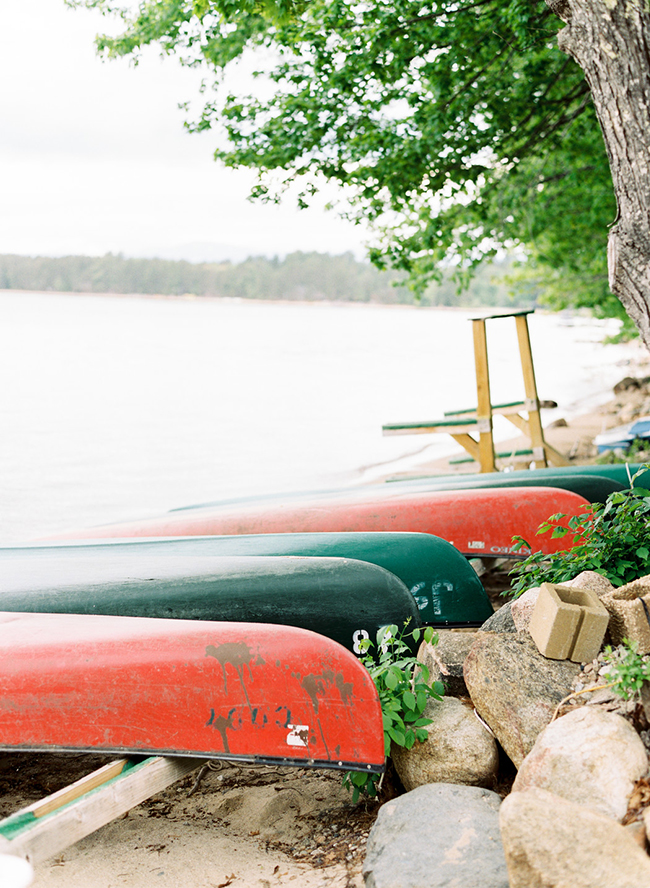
[546,0,650,347]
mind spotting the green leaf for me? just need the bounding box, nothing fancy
[384,670,398,691]
[387,726,406,746]
[402,690,416,710]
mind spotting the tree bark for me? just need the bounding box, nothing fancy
[545,0,650,347]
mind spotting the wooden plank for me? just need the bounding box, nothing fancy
[468,309,534,322]
[504,413,569,467]
[382,419,478,435]
[514,313,548,468]
[0,756,201,865]
[450,433,480,461]
[382,421,479,436]
[33,759,128,818]
[471,318,495,473]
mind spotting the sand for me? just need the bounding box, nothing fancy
[2,754,376,887]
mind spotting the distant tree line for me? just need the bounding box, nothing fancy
[0,251,528,308]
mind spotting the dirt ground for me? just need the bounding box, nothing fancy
[1,752,384,887]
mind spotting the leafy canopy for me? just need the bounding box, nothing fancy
[69,0,616,304]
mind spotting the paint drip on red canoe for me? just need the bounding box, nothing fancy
[0,613,384,771]
[49,486,591,558]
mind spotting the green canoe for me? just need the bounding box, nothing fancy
[0,551,423,656]
[10,532,494,627]
[383,469,625,502]
[388,464,650,498]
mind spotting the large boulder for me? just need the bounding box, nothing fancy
[512,707,648,821]
[480,604,516,633]
[417,630,477,696]
[500,787,650,888]
[463,631,581,767]
[363,784,508,888]
[391,696,499,791]
[510,586,540,632]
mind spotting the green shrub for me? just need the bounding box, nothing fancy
[602,640,650,699]
[342,622,444,802]
[509,465,650,597]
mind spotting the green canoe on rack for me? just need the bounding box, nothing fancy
[9,532,494,627]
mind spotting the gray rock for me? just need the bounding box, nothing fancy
[392,696,499,791]
[363,784,508,888]
[512,707,648,820]
[463,631,580,767]
[510,586,540,632]
[417,630,477,696]
[500,787,650,888]
[480,603,516,633]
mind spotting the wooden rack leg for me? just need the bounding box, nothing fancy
[514,314,549,467]
[472,318,495,472]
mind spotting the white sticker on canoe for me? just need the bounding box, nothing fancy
[286,725,309,747]
[467,541,486,550]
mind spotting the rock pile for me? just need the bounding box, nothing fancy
[362,570,650,888]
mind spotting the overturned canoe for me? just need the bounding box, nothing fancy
[174,469,624,511]
[15,532,494,626]
[48,487,590,559]
[389,463,650,494]
[383,470,625,503]
[0,612,385,771]
[0,553,421,656]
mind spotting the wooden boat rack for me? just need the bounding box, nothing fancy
[0,755,201,866]
[382,309,569,473]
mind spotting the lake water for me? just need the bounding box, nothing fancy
[0,291,642,543]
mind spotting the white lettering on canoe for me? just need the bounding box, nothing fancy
[467,541,486,550]
[352,629,370,654]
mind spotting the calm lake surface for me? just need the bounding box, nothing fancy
[0,291,640,543]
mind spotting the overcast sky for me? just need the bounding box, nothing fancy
[0,2,368,262]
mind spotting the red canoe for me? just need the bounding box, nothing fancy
[50,486,590,557]
[0,612,384,772]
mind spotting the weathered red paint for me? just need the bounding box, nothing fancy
[49,486,590,557]
[0,613,384,771]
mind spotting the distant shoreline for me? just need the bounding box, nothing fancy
[0,287,532,312]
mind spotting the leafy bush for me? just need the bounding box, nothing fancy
[509,466,650,598]
[602,640,650,699]
[342,622,444,802]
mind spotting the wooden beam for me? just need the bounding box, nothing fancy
[471,318,495,472]
[514,314,548,468]
[450,433,480,461]
[0,756,202,865]
[503,413,570,467]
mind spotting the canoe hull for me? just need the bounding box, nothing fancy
[49,487,590,558]
[0,554,421,655]
[0,612,384,771]
[15,531,494,626]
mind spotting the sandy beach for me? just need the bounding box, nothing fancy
[5,355,650,888]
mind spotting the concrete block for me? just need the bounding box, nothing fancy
[528,583,609,663]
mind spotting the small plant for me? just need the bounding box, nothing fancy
[602,640,650,699]
[342,622,444,802]
[508,465,650,598]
